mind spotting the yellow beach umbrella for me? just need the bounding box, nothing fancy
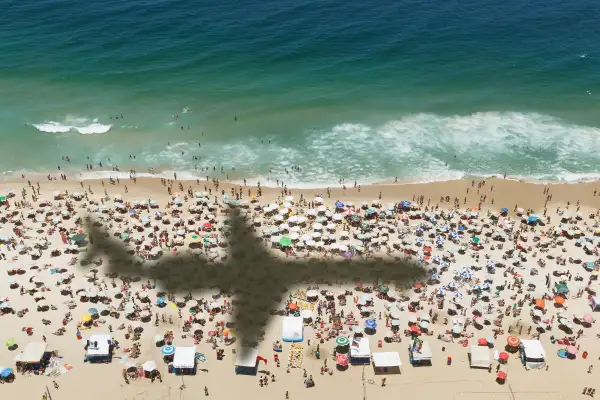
[81,314,92,323]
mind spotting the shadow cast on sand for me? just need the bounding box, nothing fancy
[80,210,427,361]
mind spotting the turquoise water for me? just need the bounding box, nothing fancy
[1,0,599,186]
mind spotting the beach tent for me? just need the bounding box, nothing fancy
[409,341,432,366]
[282,316,304,342]
[359,293,373,305]
[469,345,491,369]
[86,334,112,363]
[520,340,546,370]
[372,352,402,374]
[590,296,600,311]
[350,337,371,365]
[235,346,259,375]
[172,346,197,375]
[16,342,47,366]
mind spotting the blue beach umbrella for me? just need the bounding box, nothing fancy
[0,368,13,378]
[161,345,175,356]
[335,201,344,208]
[501,208,509,213]
[365,319,377,329]
[88,308,98,315]
[528,216,539,224]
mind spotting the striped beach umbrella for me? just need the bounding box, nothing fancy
[161,345,175,356]
[336,336,349,346]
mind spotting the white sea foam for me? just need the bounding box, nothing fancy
[19,111,600,187]
[32,117,111,135]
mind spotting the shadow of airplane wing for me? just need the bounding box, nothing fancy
[80,209,428,352]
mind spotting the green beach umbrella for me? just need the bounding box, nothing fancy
[71,234,86,242]
[379,285,389,294]
[120,233,130,240]
[336,336,349,346]
[5,338,16,347]
[279,236,292,247]
[0,196,6,202]
[472,237,480,244]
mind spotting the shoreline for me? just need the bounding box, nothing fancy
[4,168,600,189]
[3,175,600,214]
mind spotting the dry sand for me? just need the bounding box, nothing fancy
[0,175,599,400]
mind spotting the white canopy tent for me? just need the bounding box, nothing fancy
[17,342,47,363]
[469,345,491,369]
[372,352,402,374]
[350,337,371,364]
[521,339,546,370]
[410,341,432,365]
[173,346,196,373]
[235,346,259,375]
[282,316,304,342]
[86,334,112,362]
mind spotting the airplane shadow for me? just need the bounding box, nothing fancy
[80,209,428,360]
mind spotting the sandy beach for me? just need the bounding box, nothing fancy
[1,174,600,400]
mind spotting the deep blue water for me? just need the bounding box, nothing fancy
[1,0,599,185]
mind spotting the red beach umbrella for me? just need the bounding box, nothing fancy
[336,354,348,366]
[506,336,520,347]
[499,352,509,361]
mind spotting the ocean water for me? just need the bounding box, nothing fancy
[1,0,599,186]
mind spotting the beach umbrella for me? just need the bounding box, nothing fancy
[335,201,344,208]
[0,196,6,202]
[279,236,292,247]
[161,345,175,356]
[336,336,349,346]
[88,308,98,315]
[336,354,349,366]
[499,352,509,361]
[566,345,578,355]
[81,314,92,323]
[506,336,520,347]
[365,319,377,329]
[583,314,594,324]
[4,338,16,348]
